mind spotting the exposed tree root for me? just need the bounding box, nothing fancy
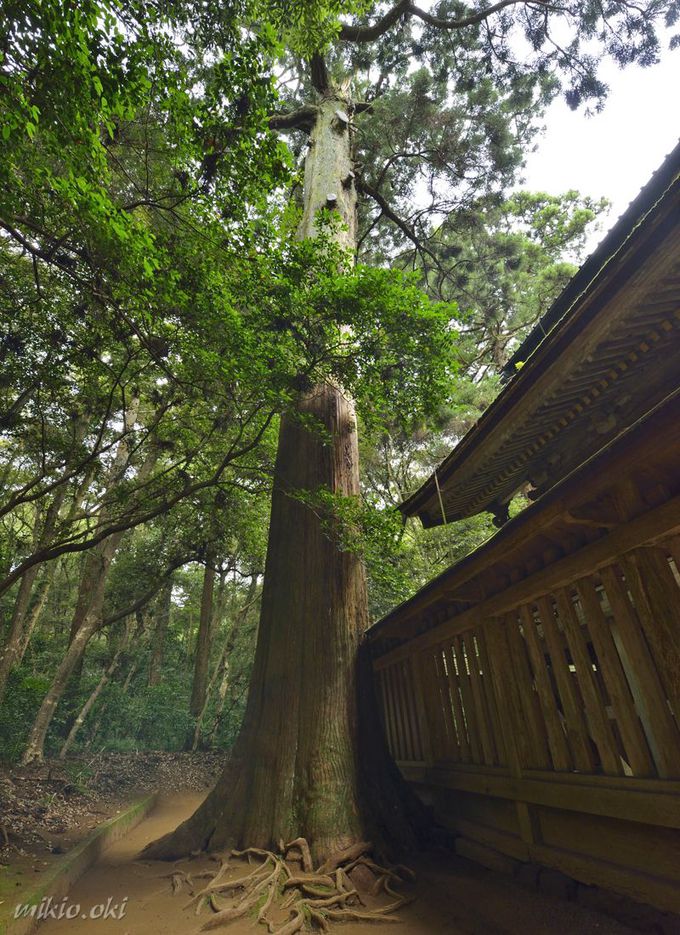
[158,838,414,932]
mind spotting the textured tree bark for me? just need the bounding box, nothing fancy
[0,566,38,704]
[18,562,58,658]
[145,91,370,862]
[0,495,64,704]
[21,399,152,763]
[189,549,216,718]
[148,579,173,686]
[146,381,367,862]
[202,573,258,746]
[144,88,429,864]
[58,617,133,758]
[20,530,124,764]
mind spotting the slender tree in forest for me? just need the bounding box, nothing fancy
[149,580,173,687]
[145,0,679,866]
[19,395,165,763]
[188,547,217,721]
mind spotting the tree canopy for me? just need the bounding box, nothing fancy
[0,0,676,786]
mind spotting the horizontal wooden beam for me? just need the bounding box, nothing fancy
[369,390,680,645]
[400,763,680,830]
[373,494,680,669]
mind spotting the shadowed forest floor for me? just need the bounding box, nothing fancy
[34,793,644,935]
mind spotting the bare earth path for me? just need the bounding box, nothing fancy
[37,793,638,935]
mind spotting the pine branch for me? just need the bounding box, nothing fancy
[339,0,542,43]
[357,179,442,268]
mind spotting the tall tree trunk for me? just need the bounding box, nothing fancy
[148,579,173,686]
[145,89,376,862]
[86,619,147,749]
[0,492,65,704]
[18,562,58,658]
[0,566,38,702]
[189,549,216,719]
[20,529,124,764]
[194,573,257,751]
[58,617,132,759]
[20,396,150,763]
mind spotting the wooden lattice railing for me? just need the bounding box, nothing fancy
[368,411,680,913]
[375,533,680,780]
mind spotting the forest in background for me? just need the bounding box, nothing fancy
[3,0,675,768]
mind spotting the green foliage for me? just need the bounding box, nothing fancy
[1,0,676,764]
[422,190,609,371]
[0,671,51,762]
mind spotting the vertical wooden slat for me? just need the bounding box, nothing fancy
[536,595,597,773]
[381,666,399,760]
[505,612,552,769]
[576,576,655,777]
[434,648,460,760]
[443,644,470,762]
[475,628,508,765]
[402,660,424,761]
[621,548,680,722]
[599,564,680,777]
[485,616,536,771]
[520,604,572,772]
[483,617,541,845]
[463,632,496,765]
[421,651,447,761]
[386,664,407,761]
[554,588,623,776]
[393,661,416,760]
[376,669,395,758]
[452,638,484,763]
[412,652,435,765]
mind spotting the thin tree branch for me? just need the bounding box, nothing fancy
[339,0,540,43]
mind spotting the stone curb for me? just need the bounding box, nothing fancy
[0,793,157,935]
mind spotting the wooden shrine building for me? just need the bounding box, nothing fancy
[367,142,680,914]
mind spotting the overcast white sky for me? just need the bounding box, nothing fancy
[522,50,680,249]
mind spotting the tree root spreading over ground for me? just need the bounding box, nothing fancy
[161,838,415,933]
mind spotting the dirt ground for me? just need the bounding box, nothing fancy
[32,793,647,935]
[0,752,224,912]
[0,752,225,860]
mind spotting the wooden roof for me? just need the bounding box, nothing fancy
[402,141,680,527]
[368,389,680,658]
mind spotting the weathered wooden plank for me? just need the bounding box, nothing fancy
[385,663,406,762]
[484,618,537,772]
[554,588,623,775]
[529,843,680,915]
[504,613,552,769]
[535,595,597,773]
[621,547,680,723]
[399,762,680,829]
[452,636,485,764]
[434,648,461,761]
[411,653,434,765]
[598,563,680,778]
[475,629,508,765]
[376,669,395,757]
[394,660,416,761]
[402,659,423,762]
[464,632,498,766]
[371,494,680,670]
[575,576,656,777]
[519,604,572,772]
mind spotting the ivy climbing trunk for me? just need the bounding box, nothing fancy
[144,89,374,863]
